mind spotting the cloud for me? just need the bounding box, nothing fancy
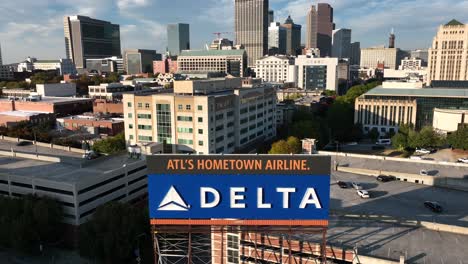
[117,0,149,10]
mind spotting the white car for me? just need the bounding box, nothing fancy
[351,182,363,190]
[357,190,370,199]
[415,148,431,154]
[457,157,468,164]
[420,169,428,176]
[376,139,391,145]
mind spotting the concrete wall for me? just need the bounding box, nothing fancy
[1,136,85,154]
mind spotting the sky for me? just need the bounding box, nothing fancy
[1,0,468,64]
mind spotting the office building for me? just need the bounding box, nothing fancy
[167,23,190,56]
[177,49,247,77]
[389,29,396,48]
[332,28,351,59]
[255,55,295,83]
[268,22,287,55]
[123,77,276,154]
[295,55,338,91]
[36,83,76,97]
[360,46,404,70]
[268,10,274,24]
[88,83,136,101]
[57,115,124,136]
[400,58,423,70]
[282,16,302,56]
[427,19,468,84]
[124,49,161,75]
[306,3,334,57]
[153,57,178,74]
[17,57,77,75]
[209,38,234,50]
[410,49,428,65]
[0,97,93,117]
[86,56,124,73]
[350,42,361,65]
[0,43,2,66]
[0,45,13,80]
[63,15,121,69]
[235,0,269,67]
[354,85,468,134]
[0,111,55,127]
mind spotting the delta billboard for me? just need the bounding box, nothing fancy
[147,155,330,225]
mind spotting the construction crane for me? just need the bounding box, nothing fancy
[213,32,232,39]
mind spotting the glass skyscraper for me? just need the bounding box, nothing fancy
[167,23,190,56]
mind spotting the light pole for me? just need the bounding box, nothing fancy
[33,128,38,156]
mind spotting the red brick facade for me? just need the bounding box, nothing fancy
[93,100,124,115]
[63,118,124,136]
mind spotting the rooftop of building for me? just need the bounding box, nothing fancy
[60,115,124,123]
[179,49,245,57]
[0,139,144,184]
[363,86,468,98]
[445,19,464,26]
[434,108,468,114]
[0,96,93,104]
[0,110,50,117]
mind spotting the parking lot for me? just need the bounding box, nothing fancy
[330,171,468,227]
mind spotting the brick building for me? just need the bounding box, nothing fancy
[0,97,93,117]
[93,100,124,115]
[0,111,55,127]
[58,115,124,136]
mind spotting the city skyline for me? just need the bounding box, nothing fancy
[0,0,468,63]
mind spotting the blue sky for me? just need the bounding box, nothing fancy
[1,0,467,64]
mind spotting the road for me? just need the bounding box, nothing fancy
[331,155,468,179]
[330,171,468,227]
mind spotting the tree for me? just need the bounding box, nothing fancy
[408,126,444,149]
[92,133,126,154]
[268,140,291,154]
[79,202,152,264]
[448,126,468,150]
[368,127,380,142]
[290,120,321,140]
[286,136,302,154]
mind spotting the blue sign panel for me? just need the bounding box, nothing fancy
[148,174,330,220]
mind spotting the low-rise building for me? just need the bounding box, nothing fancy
[0,65,14,80]
[0,97,93,117]
[295,55,339,92]
[123,77,276,154]
[17,57,77,75]
[400,57,423,70]
[88,83,136,101]
[123,49,162,75]
[255,55,295,83]
[36,83,76,97]
[354,85,468,135]
[85,56,124,74]
[153,57,178,74]
[433,108,468,133]
[93,100,124,115]
[58,115,124,136]
[0,110,55,127]
[177,49,247,77]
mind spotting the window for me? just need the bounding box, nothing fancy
[227,122,234,128]
[177,116,193,122]
[128,113,133,118]
[240,118,248,124]
[177,127,193,133]
[145,103,150,109]
[240,107,247,114]
[198,140,204,146]
[178,139,193,145]
[138,125,152,130]
[197,105,203,111]
[198,129,203,134]
[129,124,133,129]
[186,105,191,110]
[137,114,151,119]
[127,102,132,107]
[216,113,224,120]
[198,117,203,123]
[178,104,183,110]
[227,111,234,117]
[138,103,142,108]
[216,125,224,131]
[216,136,224,143]
[129,135,134,140]
[138,135,153,141]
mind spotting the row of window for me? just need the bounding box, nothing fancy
[178,104,203,111]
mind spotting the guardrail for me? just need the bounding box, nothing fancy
[0,149,61,163]
[1,135,86,154]
[319,151,468,168]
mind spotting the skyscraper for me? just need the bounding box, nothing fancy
[428,19,468,84]
[389,29,395,48]
[0,43,3,66]
[332,28,351,59]
[268,22,286,55]
[282,16,302,56]
[167,23,190,56]
[306,3,334,57]
[350,42,361,65]
[235,0,269,67]
[123,49,162,75]
[268,10,274,24]
[64,15,121,69]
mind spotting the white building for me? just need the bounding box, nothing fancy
[360,46,404,70]
[36,83,77,97]
[255,55,295,83]
[88,83,136,100]
[268,22,286,54]
[177,49,247,77]
[17,57,77,75]
[295,55,338,91]
[400,58,423,70]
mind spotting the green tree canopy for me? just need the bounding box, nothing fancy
[269,136,302,154]
[448,126,468,150]
[92,133,126,154]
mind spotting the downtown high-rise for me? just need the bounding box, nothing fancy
[235,0,269,67]
[167,23,190,56]
[64,15,121,69]
[306,3,334,57]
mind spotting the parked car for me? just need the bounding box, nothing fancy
[377,175,396,182]
[82,150,99,160]
[424,201,442,213]
[16,141,32,146]
[420,169,428,176]
[337,181,348,188]
[415,148,431,154]
[457,157,468,164]
[410,156,423,160]
[376,139,392,145]
[351,182,363,190]
[357,190,370,199]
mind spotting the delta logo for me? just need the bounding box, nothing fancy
[157,185,323,211]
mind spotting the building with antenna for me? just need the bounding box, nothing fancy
[389,28,396,48]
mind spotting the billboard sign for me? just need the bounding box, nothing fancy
[147,155,330,224]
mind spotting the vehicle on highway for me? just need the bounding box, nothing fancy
[376,138,391,145]
[351,182,363,190]
[424,201,442,213]
[410,156,423,160]
[357,190,370,199]
[415,148,431,154]
[82,150,99,160]
[337,181,348,188]
[16,141,32,146]
[420,169,428,176]
[377,175,396,182]
[457,157,468,164]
